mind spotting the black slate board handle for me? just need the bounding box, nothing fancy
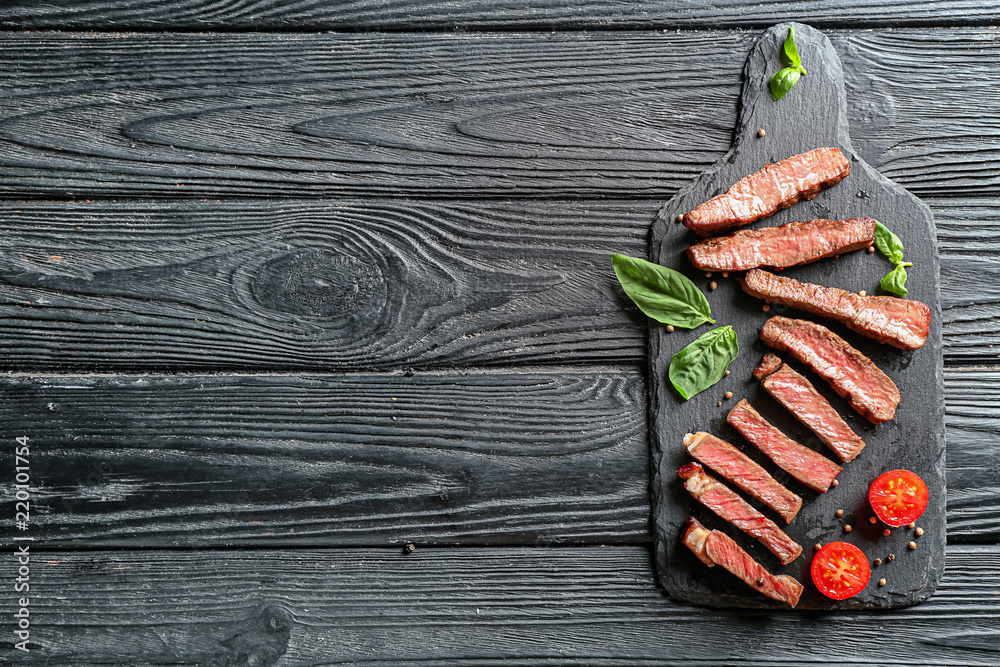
[649,22,946,610]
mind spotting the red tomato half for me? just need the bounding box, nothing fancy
[868,469,929,527]
[811,542,871,600]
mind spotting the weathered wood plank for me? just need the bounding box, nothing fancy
[1,545,997,665]
[0,198,995,370]
[0,29,995,199]
[1,368,995,547]
[0,0,995,30]
[934,197,1000,362]
[0,370,649,546]
[0,200,647,371]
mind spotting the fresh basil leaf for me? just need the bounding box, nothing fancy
[781,27,803,70]
[873,221,905,264]
[769,67,800,101]
[669,325,739,401]
[880,263,909,297]
[611,254,715,328]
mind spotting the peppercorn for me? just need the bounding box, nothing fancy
[725,391,733,399]
[878,578,886,587]
[831,479,839,487]
[758,128,766,137]
[908,522,915,529]
[717,402,723,407]
[844,525,853,533]
[867,246,876,253]
[705,272,713,278]
[404,543,416,554]
[908,541,917,550]
[916,527,924,537]
[724,370,731,376]
[722,272,729,278]
[756,578,764,586]
[887,553,895,561]
[869,516,877,524]
[814,543,822,552]
[873,558,882,566]
[762,304,771,312]
[883,529,891,537]
[709,281,718,291]
[859,290,867,297]
[835,509,844,517]
[677,214,684,222]
[667,325,675,332]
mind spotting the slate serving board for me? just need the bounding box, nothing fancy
[649,22,945,610]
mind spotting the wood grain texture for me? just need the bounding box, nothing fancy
[0,29,996,199]
[0,198,996,371]
[0,370,649,547]
[1,545,997,665]
[0,0,996,30]
[0,200,647,371]
[0,368,995,547]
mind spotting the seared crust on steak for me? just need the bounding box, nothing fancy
[761,316,900,423]
[682,516,715,567]
[688,218,875,272]
[743,270,930,350]
[682,148,850,237]
[753,352,783,381]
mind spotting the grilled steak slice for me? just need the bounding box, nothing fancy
[727,399,842,493]
[683,432,802,523]
[683,517,804,607]
[678,462,803,564]
[682,516,716,567]
[761,316,900,423]
[706,529,805,607]
[753,352,783,381]
[743,270,931,350]
[759,358,867,462]
[688,218,875,272]
[682,147,850,237]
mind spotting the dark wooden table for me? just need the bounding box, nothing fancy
[0,2,998,664]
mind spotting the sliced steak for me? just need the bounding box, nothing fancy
[761,316,900,423]
[727,399,842,493]
[678,462,803,564]
[682,147,850,237]
[753,352,783,381]
[682,517,804,607]
[743,269,931,350]
[683,432,802,523]
[688,218,875,272]
[759,358,867,462]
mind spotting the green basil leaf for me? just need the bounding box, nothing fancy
[781,26,802,69]
[880,263,909,297]
[611,254,715,328]
[769,67,801,101]
[669,325,739,400]
[873,221,905,264]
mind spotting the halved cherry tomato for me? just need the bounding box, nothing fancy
[811,541,870,600]
[868,469,929,527]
